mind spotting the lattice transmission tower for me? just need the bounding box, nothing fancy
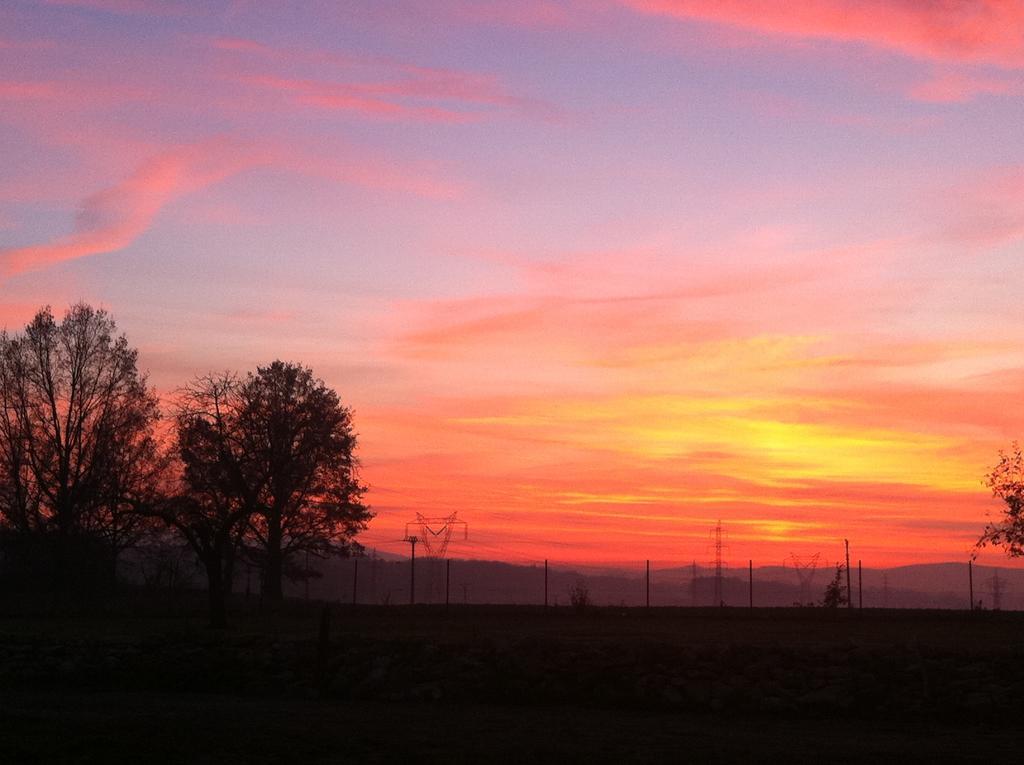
[404,512,468,558]
[985,570,1007,610]
[709,520,728,606]
[785,552,820,605]
[404,513,469,604]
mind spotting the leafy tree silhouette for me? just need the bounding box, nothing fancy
[154,363,371,623]
[235,361,370,602]
[822,564,847,608]
[978,442,1024,558]
[569,579,591,611]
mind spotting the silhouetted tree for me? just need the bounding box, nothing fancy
[132,526,196,592]
[569,579,591,611]
[235,361,370,601]
[822,564,847,608]
[151,373,256,627]
[977,443,1024,558]
[153,364,370,622]
[0,304,160,589]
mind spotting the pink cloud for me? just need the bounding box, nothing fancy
[211,37,271,54]
[740,89,909,129]
[0,135,463,280]
[819,376,1024,437]
[0,78,154,107]
[221,308,298,325]
[279,148,463,200]
[0,38,58,52]
[0,81,61,99]
[386,236,921,378]
[0,302,47,330]
[238,74,480,124]
[938,165,1024,248]
[214,36,559,123]
[0,139,265,279]
[909,70,1021,103]
[622,0,1024,68]
[390,265,808,364]
[210,36,362,67]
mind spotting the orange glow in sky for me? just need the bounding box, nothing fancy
[2,1,1023,566]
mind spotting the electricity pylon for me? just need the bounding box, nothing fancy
[785,552,820,605]
[404,512,468,558]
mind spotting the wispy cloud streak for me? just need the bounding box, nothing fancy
[0,140,262,278]
[621,0,1024,68]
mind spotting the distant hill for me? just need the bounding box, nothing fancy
[295,556,1023,611]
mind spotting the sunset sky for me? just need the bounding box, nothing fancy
[2,1,1024,567]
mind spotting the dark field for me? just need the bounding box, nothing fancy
[2,599,1023,763]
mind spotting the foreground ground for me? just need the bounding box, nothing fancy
[1,690,1013,764]
[1,597,1022,762]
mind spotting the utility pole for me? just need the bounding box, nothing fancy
[352,557,358,606]
[713,521,724,607]
[370,549,378,605]
[844,539,852,610]
[858,559,863,610]
[406,535,418,605]
[646,560,650,609]
[749,560,753,609]
[969,560,974,611]
[446,558,451,609]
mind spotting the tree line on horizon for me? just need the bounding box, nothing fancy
[0,303,371,626]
